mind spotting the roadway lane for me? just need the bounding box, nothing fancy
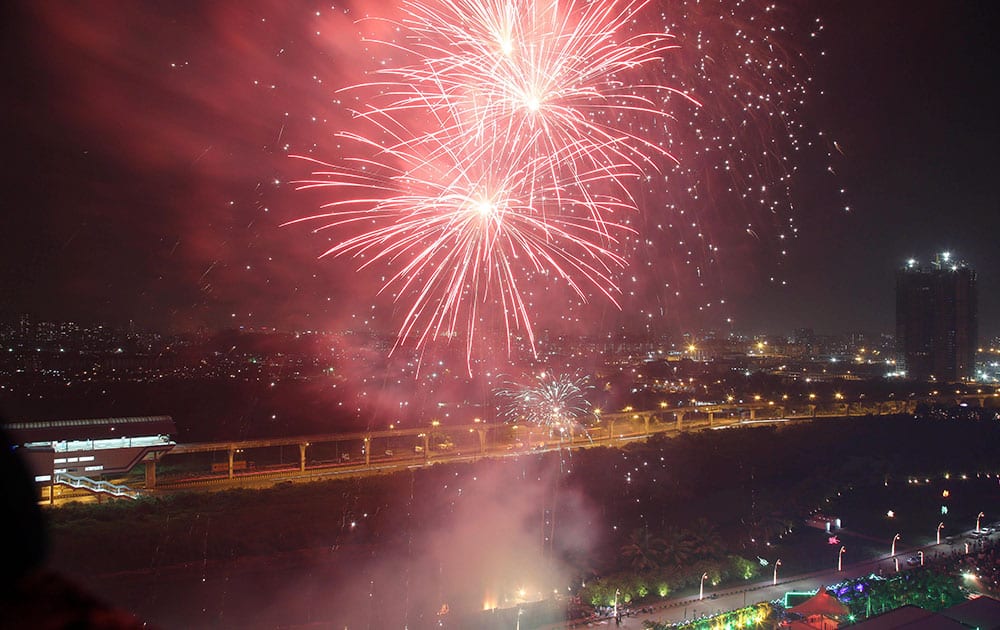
[556,530,998,628]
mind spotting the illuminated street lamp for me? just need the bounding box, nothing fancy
[891,533,901,556]
[773,559,782,585]
[977,511,986,533]
[838,546,846,572]
[699,572,709,600]
[937,522,945,545]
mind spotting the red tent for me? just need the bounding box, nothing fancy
[788,587,850,629]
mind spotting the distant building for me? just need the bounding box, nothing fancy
[895,253,977,382]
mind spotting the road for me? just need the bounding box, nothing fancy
[37,416,823,501]
[555,530,998,628]
[148,422,718,492]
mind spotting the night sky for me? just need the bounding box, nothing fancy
[2,1,998,343]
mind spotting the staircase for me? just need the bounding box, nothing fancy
[54,472,141,499]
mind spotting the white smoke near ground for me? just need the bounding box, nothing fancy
[324,455,601,628]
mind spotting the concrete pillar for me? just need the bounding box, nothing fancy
[477,429,486,455]
[749,408,756,421]
[299,443,307,472]
[808,404,817,418]
[608,419,616,443]
[364,436,371,466]
[675,411,684,431]
[708,411,715,427]
[423,434,430,462]
[227,448,235,480]
[145,460,157,489]
[643,415,651,435]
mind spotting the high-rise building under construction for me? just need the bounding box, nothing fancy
[895,253,977,382]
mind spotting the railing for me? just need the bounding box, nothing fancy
[54,472,141,500]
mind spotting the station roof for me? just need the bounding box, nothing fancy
[849,604,966,629]
[3,416,176,443]
[941,595,1000,630]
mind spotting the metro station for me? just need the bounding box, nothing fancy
[4,415,176,501]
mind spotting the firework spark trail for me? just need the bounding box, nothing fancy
[287,134,634,361]
[291,0,688,363]
[496,372,594,433]
[349,0,696,226]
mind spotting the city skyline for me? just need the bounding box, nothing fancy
[2,1,998,348]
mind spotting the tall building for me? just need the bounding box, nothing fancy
[895,253,977,382]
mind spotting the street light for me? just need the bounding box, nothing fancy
[977,511,986,533]
[838,546,846,572]
[773,559,782,585]
[937,522,945,545]
[699,572,709,600]
[891,533,901,556]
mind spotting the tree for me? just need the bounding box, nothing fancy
[686,518,725,561]
[620,527,665,573]
[659,526,694,568]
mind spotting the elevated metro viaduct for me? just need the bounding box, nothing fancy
[4,392,979,496]
[148,397,923,488]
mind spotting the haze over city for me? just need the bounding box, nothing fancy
[3,1,998,343]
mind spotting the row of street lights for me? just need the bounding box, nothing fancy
[688,512,988,604]
[697,559,782,602]
[879,513,988,573]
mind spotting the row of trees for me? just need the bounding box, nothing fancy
[579,554,759,607]
[578,521,758,606]
[620,520,725,573]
